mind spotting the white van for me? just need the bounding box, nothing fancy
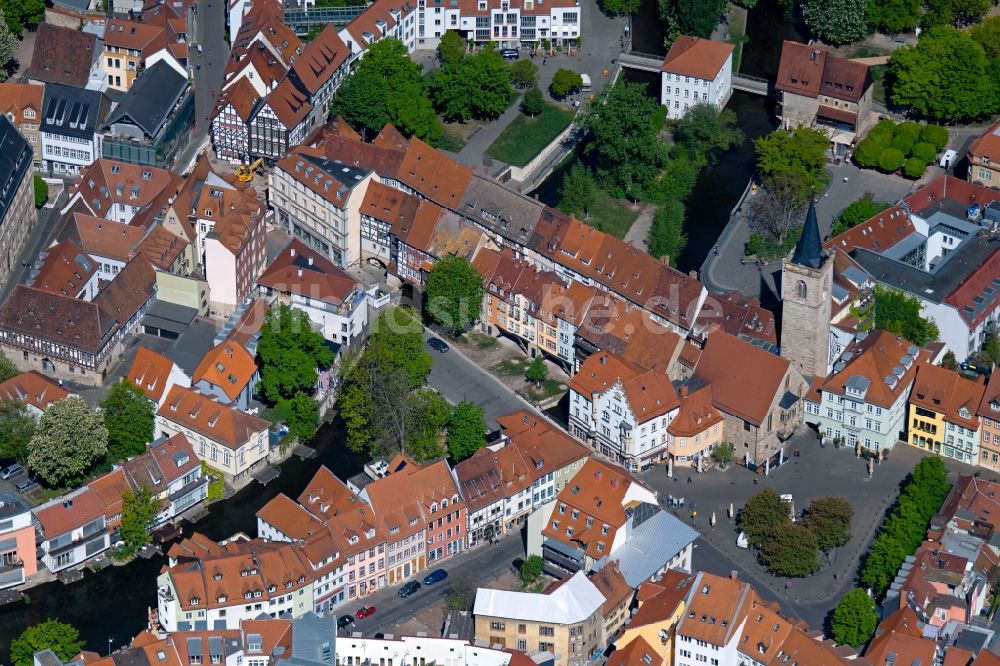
[940,149,957,169]
[580,73,592,93]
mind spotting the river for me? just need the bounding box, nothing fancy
[530,0,803,273]
[0,420,365,662]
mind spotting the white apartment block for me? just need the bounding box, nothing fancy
[659,36,734,120]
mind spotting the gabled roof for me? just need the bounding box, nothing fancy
[676,571,754,646]
[967,118,1000,164]
[94,256,158,328]
[569,351,680,422]
[212,77,261,123]
[628,569,696,630]
[34,486,106,537]
[944,249,1000,329]
[128,346,183,402]
[0,83,43,126]
[257,239,360,305]
[192,341,257,402]
[158,386,270,450]
[660,35,733,80]
[668,384,723,438]
[0,372,69,411]
[29,23,97,87]
[104,60,188,138]
[259,77,312,130]
[68,213,148,262]
[816,330,925,408]
[978,372,1000,419]
[0,285,114,355]
[70,159,177,216]
[910,363,985,430]
[89,468,133,520]
[30,240,97,298]
[776,40,870,103]
[289,26,349,96]
[864,606,935,666]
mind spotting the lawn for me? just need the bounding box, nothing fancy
[487,103,576,167]
[438,124,468,153]
[587,193,641,239]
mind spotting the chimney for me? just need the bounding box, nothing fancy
[297,269,303,277]
[811,49,820,62]
[308,256,313,266]
[599,355,607,365]
[730,570,739,582]
[290,247,296,257]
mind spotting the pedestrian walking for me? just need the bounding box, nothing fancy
[687,476,692,484]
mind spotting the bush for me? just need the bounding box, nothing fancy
[903,157,927,179]
[853,137,884,169]
[878,148,906,173]
[550,68,582,98]
[746,234,763,256]
[33,176,47,208]
[868,119,896,142]
[894,120,922,142]
[889,133,915,155]
[919,124,949,151]
[911,142,937,164]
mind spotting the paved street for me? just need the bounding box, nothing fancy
[175,0,229,170]
[1,198,64,302]
[345,532,525,636]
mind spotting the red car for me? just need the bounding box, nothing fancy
[355,606,376,619]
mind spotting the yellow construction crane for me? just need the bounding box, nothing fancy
[235,158,264,182]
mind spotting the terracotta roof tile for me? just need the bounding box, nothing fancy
[29,23,98,87]
[158,386,270,450]
[968,118,1000,165]
[607,635,659,666]
[668,384,723,438]
[628,569,696,629]
[128,346,182,402]
[0,285,114,355]
[570,351,680,421]
[289,26,349,95]
[192,341,257,403]
[817,330,927,409]
[31,240,98,298]
[0,83,43,126]
[257,239,361,304]
[0,371,69,411]
[34,486,107,537]
[263,77,312,129]
[910,363,986,430]
[676,571,754,646]
[89,468,133,520]
[660,36,733,79]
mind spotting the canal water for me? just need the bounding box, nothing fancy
[530,0,803,273]
[0,419,365,661]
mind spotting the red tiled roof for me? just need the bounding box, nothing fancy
[192,341,257,402]
[660,36,733,80]
[968,118,1000,164]
[910,363,986,430]
[34,486,107,537]
[945,249,1000,328]
[257,239,360,304]
[128,347,181,403]
[695,332,794,425]
[0,371,70,411]
[158,386,270,450]
[29,23,98,87]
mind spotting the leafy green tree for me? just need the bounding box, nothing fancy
[257,304,334,403]
[0,398,33,464]
[903,157,926,179]
[802,496,853,552]
[11,620,85,666]
[509,58,539,88]
[330,39,441,143]
[889,132,915,155]
[919,125,949,151]
[581,81,668,199]
[0,0,43,36]
[760,522,820,577]
[922,0,991,27]
[444,573,475,611]
[711,441,734,466]
[520,554,544,583]
[525,356,548,385]
[425,256,485,334]
[941,350,958,370]
[971,15,1000,59]
[437,29,466,64]
[447,401,486,462]
[404,388,450,461]
[878,147,906,172]
[431,47,513,122]
[853,137,884,169]
[600,0,641,14]
[550,68,583,98]
[739,488,789,548]
[889,27,1000,122]
[801,0,869,44]
[521,86,545,116]
[559,162,597,217]
[101,380,155,461]
[984,331,1000,364]
[831,193,891,236]
[648,199,687,262]
[28,397,108,487]
[33,175,47,208]
[0,349,16,381]
[874,285,939,345]
[755,127,829,196]
[279,391,320,442]
[911,142,937,164]
[673,104,743,164]
[119,486,160,556]
[664,0,727,38]
[830,589,879,648]
[867,0,921,32]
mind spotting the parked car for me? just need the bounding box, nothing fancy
[337,615,355,629]
[355,606,377,619]
[501,48,519,60]
[0,464,24,480]
[423,569,448,585]
[426,338,449,353]
[15,477,37,493]
[399,581,421,598]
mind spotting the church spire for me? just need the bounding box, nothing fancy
[791,197,823,269]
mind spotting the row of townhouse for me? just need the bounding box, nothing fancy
[804,327,1000,470]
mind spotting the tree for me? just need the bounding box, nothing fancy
[874,285,939,345]
[387,81,442,147]
[279,391,320,443]
[11,620,85,666]
[28,397,108,487]
[510,59,539,89]
[33,175,47,208]
[0,349,17,381]
[581,81,668,199]
[600,0,641,14]
[941,350,958,370]
[404,388,450,461]
[521,86,545,116]
[525,356,548,385]
[118,485,160,555]
[447,401,486,462]
[760,522,820,577]
[755,127,829,195]
[923,0,991,27]
[665,0,727,38]
[712,441,734,466]
[559,162,597,217]
[889,27,1000,122]
[971,15,1000,60]
[673,104,743,165]
[919,124,949,151]
[801,0,869,44]
[550,68,583,99]
[803,496,853,553]
[0,12,14,84]
[878,147,906,173]
[739,488,789,548]
[648,199,687,262]
[867,0,921,32]
[437,29,466,64]
[257,304,334,403]
[431,47,513,122]
[425,256,485,334]
[831,193,890,236]
[903,157,926,179]
[911,142,937,165]
[0,0,43,36]
[101,380,155,462]
[520,554,544,584]
[830,589,879,648]
[984,332,1000,364]
[853,136,886,170]
[0,398,33,464]
[444,574,475,611]
[746,172,808,244]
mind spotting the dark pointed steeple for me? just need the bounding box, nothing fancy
[791,198,823,269]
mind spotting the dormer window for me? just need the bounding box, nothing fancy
[190,597,200,605]
[268,584,276,593]
[217,595,227,603]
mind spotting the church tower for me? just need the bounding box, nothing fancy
[780,198,833,381]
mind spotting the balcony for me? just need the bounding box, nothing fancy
[0,561,25,589]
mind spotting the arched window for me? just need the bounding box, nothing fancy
[797,280,807,299]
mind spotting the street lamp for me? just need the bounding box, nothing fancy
[107,637,114,656]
